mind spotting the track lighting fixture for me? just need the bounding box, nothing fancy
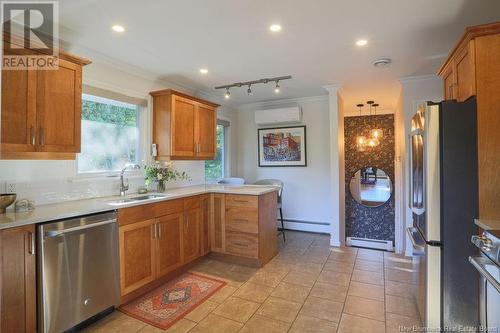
[274,81,280,93]
[214,75,292,98]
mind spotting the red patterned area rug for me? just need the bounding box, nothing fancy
[119,272,226,330]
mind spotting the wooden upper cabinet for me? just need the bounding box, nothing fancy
[439,40,476,102]
[1,69,36,153]
[0,225,37,333]
[119,219,157,296]
[150,89,219,160]
[36,59,82,153]
[1,37,90,159]
[438,22,500,219]
[171,95,196,157]
[195,104,217,158]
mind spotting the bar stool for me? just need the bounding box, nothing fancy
[253,179,285,242]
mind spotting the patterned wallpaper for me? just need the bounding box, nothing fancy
[344,114,395,243]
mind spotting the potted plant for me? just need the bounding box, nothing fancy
[144,161,190,192]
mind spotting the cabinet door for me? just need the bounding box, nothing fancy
[36,59,82,153]
[1,69,37,155]
[442,62,456,100]
[455,40,476,102]
[119,219,156,295]
[156,213,183,277]
[183,207,200,263]
[195,104,217,159]
[171,95,196,157]
[210,194,226,252]
[200,195,211,255]
[0,225,36,333]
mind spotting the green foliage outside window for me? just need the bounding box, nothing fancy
[205,124,225,181]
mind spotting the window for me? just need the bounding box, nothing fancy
[205,120,229,181]
[77,94,141,173]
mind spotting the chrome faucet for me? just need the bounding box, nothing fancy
[120,164,141,196]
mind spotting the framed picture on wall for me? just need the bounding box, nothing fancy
[257,126,307,167]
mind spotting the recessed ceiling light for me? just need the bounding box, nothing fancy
[112,25,125,33]
[269,24,282,32]
[199,68,208,74]
[356,39,368,46]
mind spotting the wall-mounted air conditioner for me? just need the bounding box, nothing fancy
[254,106,302,126]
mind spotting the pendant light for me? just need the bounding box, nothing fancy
[355,104,367,152]
[354,100,382,151]
[370,103,383,140]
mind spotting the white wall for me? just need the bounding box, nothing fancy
[398,75,443,255]
[235,97,332,229]
[0,58,239,205]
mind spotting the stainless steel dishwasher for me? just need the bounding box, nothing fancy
[38,211,120,333]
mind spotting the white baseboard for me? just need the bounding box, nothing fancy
[346,237,394,251]
[281,220,330,234]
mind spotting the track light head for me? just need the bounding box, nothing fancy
[274,81,280,93]
[247,85,252,95]
[224,88,230,99]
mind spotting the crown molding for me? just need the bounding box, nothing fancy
[398,74,441,84]
[237,94,328,111]
[322,84,342,93]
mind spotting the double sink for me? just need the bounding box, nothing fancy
[106,194,170,206]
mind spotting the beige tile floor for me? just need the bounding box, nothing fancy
[84,231,422,333]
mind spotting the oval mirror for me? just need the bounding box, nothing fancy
[349,167,392,207]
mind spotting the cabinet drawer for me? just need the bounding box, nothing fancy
[225,231,258,258]
[184,195,200,210]
[225,207,258,234]
[118,204,156,226]
[154,198,184,216]
[225,195,258,208]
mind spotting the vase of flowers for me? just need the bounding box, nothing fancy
[144,161,190,192]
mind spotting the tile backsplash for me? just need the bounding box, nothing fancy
[0,160,205,206]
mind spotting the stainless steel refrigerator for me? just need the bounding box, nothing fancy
[407,97,479,330]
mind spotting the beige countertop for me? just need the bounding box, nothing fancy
[474,219,500,231]
[0,184,278,230]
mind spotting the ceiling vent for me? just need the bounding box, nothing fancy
[254,106,302,126]
[373,58,392,68]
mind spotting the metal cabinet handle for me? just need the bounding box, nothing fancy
[28,231,35,255]
[158,223,161,239]
[40,127,45,146]
[151,223,156,239]
[30,126,36,146]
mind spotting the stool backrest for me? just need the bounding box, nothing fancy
[253,179,283,202]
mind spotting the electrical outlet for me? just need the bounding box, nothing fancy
[7,182,16,193]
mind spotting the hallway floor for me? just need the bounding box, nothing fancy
[84,231,421,333]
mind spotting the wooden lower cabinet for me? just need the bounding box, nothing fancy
[211,194,226,252]
[200,194,211,255]
[183,207,201,263]
[156,213,183,277]
[118,198,204,297]
[0,225,36,333]
[119,219,157,296]
[210,192,278,266]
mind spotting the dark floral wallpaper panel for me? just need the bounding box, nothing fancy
[344,114,395,243]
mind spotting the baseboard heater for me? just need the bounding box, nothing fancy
[346,237,394,251]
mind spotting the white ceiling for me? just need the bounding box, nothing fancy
[58,0,500,111]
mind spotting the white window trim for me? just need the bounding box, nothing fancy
[204,117,231,183]
[75,93,149,178]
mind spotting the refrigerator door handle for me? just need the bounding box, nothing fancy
[406,227,425,254]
